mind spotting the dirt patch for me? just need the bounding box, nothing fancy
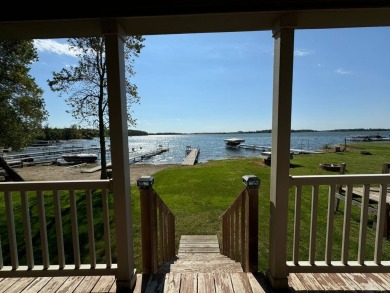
[15,163,178,185]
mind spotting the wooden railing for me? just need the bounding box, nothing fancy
[221,175,259,272]
[288,173,390,273]
[0,180,116,277]
[138,176,175,274]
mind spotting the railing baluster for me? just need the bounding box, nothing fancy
[293,185,302,265]
[158,199,164,264]
[53,189,65,269]
[5,191,18,270]
[102,188,112,268]
[37,190,50,269]
[86,189,96,268]
[235,201,240,262]
[0,234,3,269]
[358,184,370,265]
[21,190,34,269]
[341,184,353,264]
[70,189,81,268]
[226,209,231,258]
[222,212,228,255]
[230,203,235,260]
[374,183,387,264]
[169,212,175,259]
[309,185,319,265]
[164,207,169,262]
[325,185,336,264]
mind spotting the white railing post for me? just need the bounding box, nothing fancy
[268,14,296,289]
[103,21,136,290]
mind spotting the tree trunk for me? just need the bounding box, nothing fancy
[98,100,108,180]
[0,156,24,181]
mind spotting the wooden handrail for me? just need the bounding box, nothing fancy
[138,176,175,274]
[0,180,116,277]
[288,171,390,273]
[221,175,260,272]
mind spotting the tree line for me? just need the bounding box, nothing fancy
[36,126,148,141]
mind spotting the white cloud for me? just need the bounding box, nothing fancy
[294,49,311,57]
[34,39,80,57]
[335,68,351,75]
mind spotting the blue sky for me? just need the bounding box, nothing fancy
[31,27,390,133]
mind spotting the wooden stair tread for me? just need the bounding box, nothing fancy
[158,235,243,274]
[134,272,267,293]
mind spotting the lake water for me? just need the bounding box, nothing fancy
[120,130,390,164]
[8,130,390,165]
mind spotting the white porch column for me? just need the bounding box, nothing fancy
[267,16,296,289]
[103,21,135,290]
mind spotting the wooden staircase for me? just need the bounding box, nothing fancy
[159,235,243,274]
[132,235,267,292]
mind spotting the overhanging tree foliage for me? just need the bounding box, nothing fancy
[0,40,48,151]
[48,37,144,179]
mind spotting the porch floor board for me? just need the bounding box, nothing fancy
[2,272,390,292]
[3,236,390,291]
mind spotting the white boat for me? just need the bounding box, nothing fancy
[62,153,98,163]
[224,138,245,148]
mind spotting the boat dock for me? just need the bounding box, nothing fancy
[81,147,169,173]
[129,147,169,164]
[238,144,272,151]
[182,146,200,166]
[2,146,101,166]
[238,144,323,154]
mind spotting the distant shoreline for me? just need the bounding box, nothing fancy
[146,128,390,135]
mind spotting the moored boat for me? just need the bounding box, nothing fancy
[62,153,98,163]
[224,138,245,148]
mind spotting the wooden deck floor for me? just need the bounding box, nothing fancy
[3,235,390,292]
[3,272,390,292]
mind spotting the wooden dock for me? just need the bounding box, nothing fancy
[81,147,169,173]
[3,146,101,167]
[129,147,169,164]
[238,144,323,154]
[182,146,200,166]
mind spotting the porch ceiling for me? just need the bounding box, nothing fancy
[1,1,390,39]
